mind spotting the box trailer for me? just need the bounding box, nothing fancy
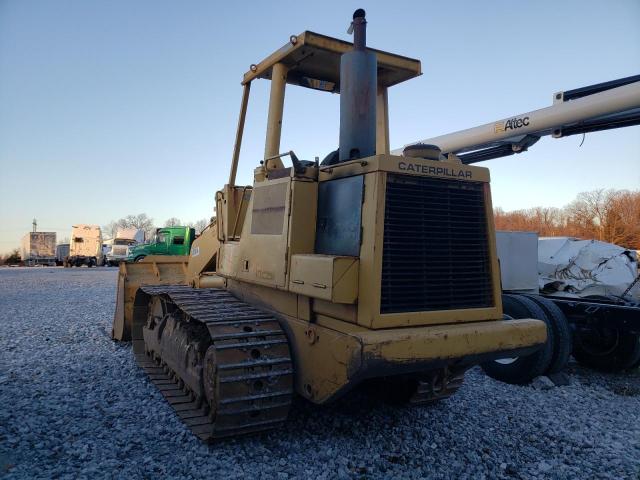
[20,232,56,266]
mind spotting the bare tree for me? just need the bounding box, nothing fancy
[102,221,118,239]
[122,214,155,236]
[565,189,608,240]
[164,217,182,227]
[188,218,211,234]
[604,190,640,249]
[104,213,156,240]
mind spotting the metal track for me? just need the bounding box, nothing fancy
[136,285,293,441]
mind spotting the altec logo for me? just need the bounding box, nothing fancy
[494,116,530,133]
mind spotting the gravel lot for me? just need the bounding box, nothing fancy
[1,267,639,479]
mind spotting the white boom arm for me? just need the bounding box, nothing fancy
[394,75,640,164]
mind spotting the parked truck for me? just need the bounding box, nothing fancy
[495,231,640,377]
[126,226,195,262]
[20,232,56,266]
[104,228,144,266]
[65,225,103,267]
[55,243,70,266]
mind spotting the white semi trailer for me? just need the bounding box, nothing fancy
[66,225,103,267]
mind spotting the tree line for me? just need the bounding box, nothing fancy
[3,190,637,263]
[494,189,640,250]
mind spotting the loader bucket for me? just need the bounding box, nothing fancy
[112,256,189,341]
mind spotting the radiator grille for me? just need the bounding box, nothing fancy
[381,174,493,314]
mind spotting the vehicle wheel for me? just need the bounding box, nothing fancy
[481,294,554,384]
[523,295,572,374]
[88,258,95,268]
[134,256,146,263]
[572,295,640,371]
[573,328,640,371]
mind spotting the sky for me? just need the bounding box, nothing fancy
[0,0,639,253]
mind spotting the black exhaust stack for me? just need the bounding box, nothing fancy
[339,9,377,162]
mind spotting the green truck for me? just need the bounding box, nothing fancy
[127,226,196,262]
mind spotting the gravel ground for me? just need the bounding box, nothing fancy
[1,267,639,479]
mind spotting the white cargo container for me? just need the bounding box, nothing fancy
[66,225,103,267]
[495,231,539,293]
[20,232,57,266]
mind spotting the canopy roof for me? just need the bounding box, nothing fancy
[242,31,422,92]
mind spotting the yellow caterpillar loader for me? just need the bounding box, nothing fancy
[112,10,546,441]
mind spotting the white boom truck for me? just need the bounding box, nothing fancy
[395,75,640,380]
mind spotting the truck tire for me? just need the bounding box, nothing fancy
[481,294,554,384]
[523,294,572,374]
[573,330,640,371]
[134,255,146,263]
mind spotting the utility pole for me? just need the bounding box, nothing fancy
[32,218,37,233]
